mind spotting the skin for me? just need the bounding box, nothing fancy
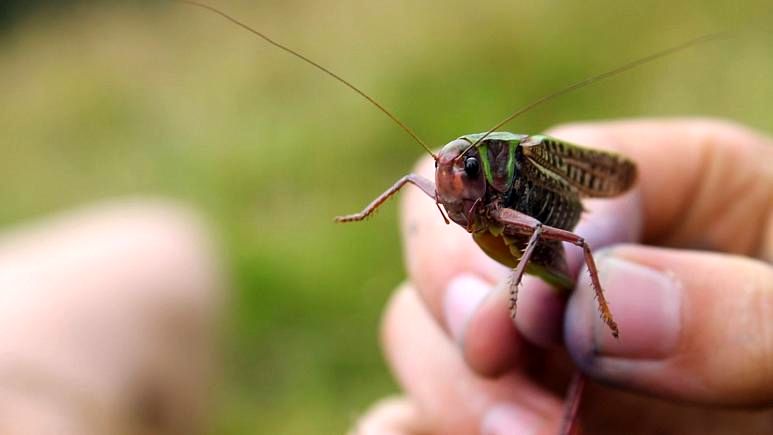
[351,118,773,435]
[0,200,222,435]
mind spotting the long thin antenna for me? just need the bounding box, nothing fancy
[458,32,729,158]
[177,0,437,159]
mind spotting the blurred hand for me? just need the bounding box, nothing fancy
[353,119,773,435]
[0,200,222,435]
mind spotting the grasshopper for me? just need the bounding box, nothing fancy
[336,131,636,337]
[332,38,720,338]
[180,1,721,432]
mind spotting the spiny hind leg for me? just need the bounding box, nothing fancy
[541,225,618,338]
[335,174,437,222]
[493,207,619,337]
[508,223,543,321]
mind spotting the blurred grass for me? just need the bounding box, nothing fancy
[0,1,771,434]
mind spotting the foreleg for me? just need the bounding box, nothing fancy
[335,174,437,222]
[507,223,543,320]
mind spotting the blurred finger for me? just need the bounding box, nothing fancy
[350,396,428,435]
[0,200,222,435]
[381,284,565,435]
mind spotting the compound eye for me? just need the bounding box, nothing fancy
[464,156,480,177]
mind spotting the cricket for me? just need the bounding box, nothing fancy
[179,1,722,433]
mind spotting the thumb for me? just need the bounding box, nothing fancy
[565,245,773,406]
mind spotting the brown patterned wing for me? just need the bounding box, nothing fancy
[520,135,637,198]
[514,156,584,230]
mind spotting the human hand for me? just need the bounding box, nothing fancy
[353,119,773,434]
[0,200,222,435]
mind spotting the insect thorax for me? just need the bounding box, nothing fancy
[473,138,576,230]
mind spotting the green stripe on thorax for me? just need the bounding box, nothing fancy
[460,132,525,191]
[506,140,517,182]
[478,142,495,185]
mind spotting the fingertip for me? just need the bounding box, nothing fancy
[444,275,495,345]
[563,270,597,373]
[482,403,555,435]
[460,283,522,376]
[459,275,577,376]
[380,282,565,434]
[351,396,430,435]
[565,248,684,373]
[566,245,773,405]
[513,277,566,348]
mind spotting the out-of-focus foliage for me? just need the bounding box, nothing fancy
[1,1,771,433]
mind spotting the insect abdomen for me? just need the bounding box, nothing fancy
[472,231,573,290]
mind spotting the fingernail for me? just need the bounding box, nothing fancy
[444,274,492,344]
[482,404,544,435]
[587,256,682,359]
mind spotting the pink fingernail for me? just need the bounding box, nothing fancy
[444,274,492,345]
[591,257,682,358]
[482,404,543,435]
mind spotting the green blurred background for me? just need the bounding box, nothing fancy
[0,1,771,433]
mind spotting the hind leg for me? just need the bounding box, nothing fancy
[494,206,618,338]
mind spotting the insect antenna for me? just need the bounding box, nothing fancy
[177,0,437,160]
[457,32,729,159]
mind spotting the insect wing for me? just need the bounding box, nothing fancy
[520,135,637,197]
